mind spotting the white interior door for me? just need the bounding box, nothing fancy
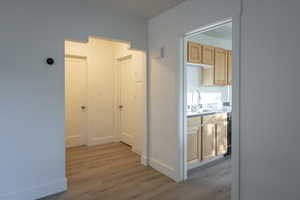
[65,56,88,148]
[119,57,135,146]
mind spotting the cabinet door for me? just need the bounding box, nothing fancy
[188,42,202,64]
[214,48,228,85]
[227,51,232,85]
[202,123,216,160]
[202,67,214,86]
[202,45,215,65]
[216,121,228,156]
[187,132,199,162]
[187,117,202,162]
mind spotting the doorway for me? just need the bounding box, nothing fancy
[182,18,237,199]
[65,56,88,147]
[118,56,135,146]
[64,36,148,162]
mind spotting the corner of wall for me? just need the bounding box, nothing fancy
[149,158,180,182]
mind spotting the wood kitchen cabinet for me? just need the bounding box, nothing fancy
[187,117,202,162]
[202,67,214,86]
[202,45,215,65]
[214,48,228,85]
[187,132,199,161]
[201,113,228,161]
[187,41,232,86]
[216,121,228,156]
[202,122,216,160]
[187,42,202,64]
[187,113,228,169]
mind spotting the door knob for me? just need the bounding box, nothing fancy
[119,105,123,109]
[81,106,86,110]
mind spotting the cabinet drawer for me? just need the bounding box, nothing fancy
[202,115,216,124]
[202,113,227,124]
[215,113,227,121]
[188,117,202,128]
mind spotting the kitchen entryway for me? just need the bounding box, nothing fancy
[183,20,233,200]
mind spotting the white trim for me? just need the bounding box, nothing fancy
[66,135,81,148]
[185,18,233,38]
[149,158,179,182]
[0,178,67,200]
[114,50,149,166]
[141,155,148,166]
[180,16,241,200]
[88,136,116,146]
[231,14,241,200]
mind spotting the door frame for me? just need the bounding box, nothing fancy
[64,37,149,167]
[180,16,241,200]
[116,55,135,146]
[64,55,89,147]
[114,49,149,165]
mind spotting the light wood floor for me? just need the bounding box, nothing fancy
[41,143,231,200]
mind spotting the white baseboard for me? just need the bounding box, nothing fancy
[141,155,148,166]
[0,178,67,200]
[88,136,115,146]
[66,135,81,148]
[149,158,179,182]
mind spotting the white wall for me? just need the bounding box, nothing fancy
[240,1,300,199]
[148,0,240,182]
[0,0,146,199]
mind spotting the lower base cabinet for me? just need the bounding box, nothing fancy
[187,113,228,169]
[187,132,199,162]
[202,123,216,160]
[216,121,228,156]
[187,117,202,162]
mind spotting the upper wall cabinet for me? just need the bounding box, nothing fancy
[188,42,202,64]
[214,48,228,85]
[186,41,232,86]
[202,45,215,65]
[227,51,232,85]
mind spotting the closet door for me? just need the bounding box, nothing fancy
[214,48,228,85]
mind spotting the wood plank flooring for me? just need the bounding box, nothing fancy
[40,143,231,200]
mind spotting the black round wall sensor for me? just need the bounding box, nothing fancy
[46,57,55,65]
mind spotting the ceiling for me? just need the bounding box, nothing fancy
[201,23,232,40]
[93,0,187,19]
